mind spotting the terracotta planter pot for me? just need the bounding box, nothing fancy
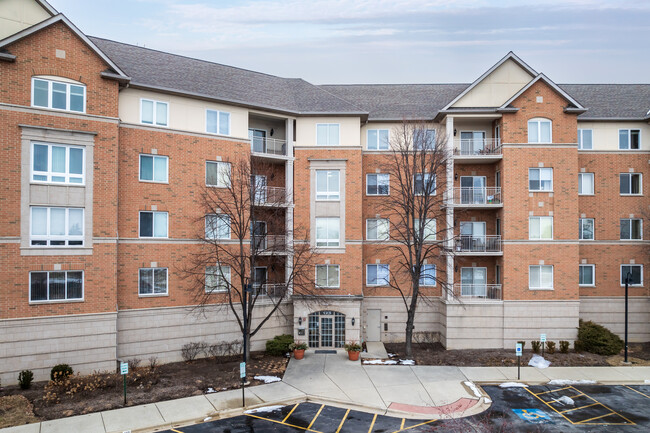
[348,350,360,361]
[293,349,305,360]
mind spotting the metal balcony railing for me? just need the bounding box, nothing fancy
[455,235,502,253]
[454,284,502,300]
[253,186,288,206]
[251,235,288,253]
[251,137,287,156]
[251,283,286,297]
[454,138,501,156]
[450,187,501,205]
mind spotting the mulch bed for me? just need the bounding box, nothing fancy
[0,351,288,424]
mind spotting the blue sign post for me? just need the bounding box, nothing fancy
[516,343,522,380]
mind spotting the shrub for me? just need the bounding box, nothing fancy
[559,341,570,354]
[128,358,141,371]
[517,341,526,350]
[531,340,541,354]
[265,334,294,356]
[50,364,73,381]
[18,370,34,389]
[574,340,584,353]
[181,342,207,362]
[546,341,556,354]
[344,341,362,352]
[148,356,159,371]
[577,320,624,356]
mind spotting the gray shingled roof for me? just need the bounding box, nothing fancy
[560,84,650,119]
[89,37,365,115]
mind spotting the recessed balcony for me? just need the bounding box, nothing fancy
[251,137,288,158]
[252,234,290,255]
[253,186,290,207]
[455,235,502,255]
[454,283,502,301]
[453,138,502,164]
[449,187,502,208]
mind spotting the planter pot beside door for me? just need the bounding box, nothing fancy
[348,350,360,361]
[294,349,305,360]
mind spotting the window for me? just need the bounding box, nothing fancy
[578,173,594,195]
[30,207,84,246]
[139,268,168,296]
[419,264,436,286]
[366,173,389,195]
[528,118,552,143]
[366,219,389,240]
[620,218,642,240]
[529,216,553,240]
[621,265,643,286]
[579,218,594,240]
[316,218,340,247]
[316,124,340,146]
[578,129,593,150]
[206,109,230,135]
[620,173,642,195]
[29,271,83,302]
[414,173,436,195]
[205,214,230,239]
[32,78,85,112]
[139,155,168,183]
[529,168,553,191]
[205,265,230,293]
[367,129,389,150]
[414,129,436,150]
[31,143,84,184]
[139,211,168,238]
[206,161,231,187]
[529,265,553,289]
[316,170,340,200]
[415,218,436,241]
[366,264,389,286]
[579,265,595,286]
[140,99,168,126]
[619,129,640,150]
[316,264,340,288]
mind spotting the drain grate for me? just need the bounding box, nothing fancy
[314,350,337,354]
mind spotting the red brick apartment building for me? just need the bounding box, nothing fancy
[1,0,648,384]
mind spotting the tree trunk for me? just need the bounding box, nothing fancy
[405,312,415,357]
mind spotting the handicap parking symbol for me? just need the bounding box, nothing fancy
[512,409,553,424]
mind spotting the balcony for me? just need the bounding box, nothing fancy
[449,187,502,208]
[454,284,502,301]
[253,187,290,206]
[455,235,502,255]
[453,138,502,164]
[251,137,287,157]
[252,235,289,255]
[252,283,286,298]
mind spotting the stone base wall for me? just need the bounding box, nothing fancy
[0,313,117,385]
[503,300,580,349]
[292,298,362,344]
[579,297,650,342]
[361,297,442,343]
[444,301,504,349]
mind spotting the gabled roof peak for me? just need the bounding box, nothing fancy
[499,73,586,112]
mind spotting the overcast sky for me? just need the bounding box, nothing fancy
[49,0,650,84]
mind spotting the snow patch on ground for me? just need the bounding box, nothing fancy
[245,405,285,414]
[363,359,398,365]
[387,353,396,357]
[645,379,650,384]
[254,375,281,384]
[499,382,529,388]
[528,355,551,369]
[203,417,212,422]
[463,381,482,398]
[547,379,597,385]
[400,359,415,365]
[205,387,216,393]
[553,396,575,406]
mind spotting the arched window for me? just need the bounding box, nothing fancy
[528,118,552,143]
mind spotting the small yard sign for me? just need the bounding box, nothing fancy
[240,362,246,379]
[516,343,523,357]
[120,361,129,375]
[540,333,547,342]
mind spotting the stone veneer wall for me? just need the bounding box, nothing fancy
[503,300,580,348]
[444,302,504,349]
[361,297,443,343]
[579,297,650,342]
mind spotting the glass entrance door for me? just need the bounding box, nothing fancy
[460,267,487,297]
[460,131,486,154]
[460,221,486,251]
[252,175,267,203]
[460,176,486,204]
[307,311,346,348]
[249,129,266,153]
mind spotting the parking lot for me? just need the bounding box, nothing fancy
[160,385,650,432]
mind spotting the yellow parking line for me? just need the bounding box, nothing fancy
[534,386,571,396]
[624,385,650,400]
[393,419,437,432]
[572,387,635,425]
[400,418,405,429]
[308,404,325,429]
[335,409,350,433]
[245,413,323,432]
[524,387,576,424]
[559,402,600,414]
[171,429,184,433]
[367,413,377,433]
[564,392,584,399]
[576,412,615,424]
[282,403,299,423]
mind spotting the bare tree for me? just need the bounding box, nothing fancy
[374,121,454,357]
[183,156,315,361]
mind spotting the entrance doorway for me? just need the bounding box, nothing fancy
[308,311,345,348]
[366,309,381,342]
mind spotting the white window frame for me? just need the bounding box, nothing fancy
[579,218,595,240]
[578,129,593,150]
[413,129,437,150]
[620,218,642,240]
[528,118,552,144]
[418,264,437,286]
[367,129,389,150]
[366,218,389,241]
[579,264,595,287]
[30,207,84,247]
[31,142,85,185]
[206,109,231,135]
[618,129,641,150]
[139,211,169,238]
[205,214,231,240]
[31,77,86,113]
[620,173,642,196]
[205,265,230,293]
[315,170,340,201]
[366,264,390,286]
[29,270,84,303]
[316,123,340,146]
[315,217,340,247]
[139,154,169,183]
[578,172,594,195]
[315,264,340,288]
[621,264,643,287]
[206,161,231,188]
[529,265,554,290]
[366,173,390,196]
[138,267,169,296]
[529,168,553,192]
[529,216,553,240]
[414,173,436,196]
[140,98,169,127]
[415,218,437,242]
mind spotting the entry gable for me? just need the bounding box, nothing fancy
[500,73,586,113]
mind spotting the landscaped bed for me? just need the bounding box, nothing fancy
[0,352,288,427]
